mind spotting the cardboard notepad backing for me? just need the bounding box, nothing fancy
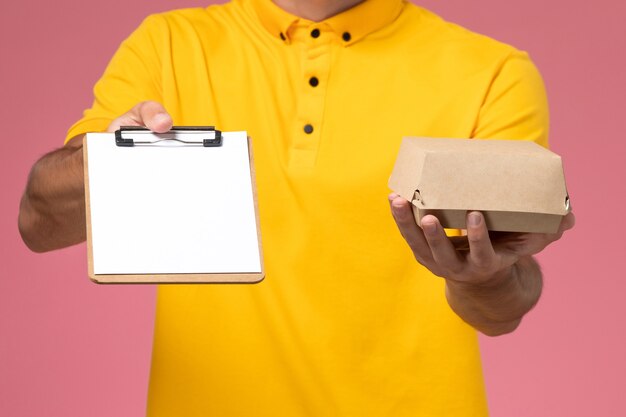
[388,137,570,233]
[83,131,264,284]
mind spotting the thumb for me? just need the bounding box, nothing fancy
[107,101,173,133]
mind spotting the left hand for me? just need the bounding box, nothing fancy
[388,193,575,285]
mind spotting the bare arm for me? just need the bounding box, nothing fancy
[18,136,86,252]
[389,194,575,336]
[18,101,173,253]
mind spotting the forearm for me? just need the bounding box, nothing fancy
[445,256,543,336]
[19,137,86,252]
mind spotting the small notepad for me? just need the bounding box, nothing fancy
[83,129,264,284]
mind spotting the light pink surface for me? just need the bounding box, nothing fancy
[1,1,624,416]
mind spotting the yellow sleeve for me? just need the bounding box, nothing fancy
[65,14,168,142]
[472,50,550,148]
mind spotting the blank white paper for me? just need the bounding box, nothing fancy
[86,131,261,275]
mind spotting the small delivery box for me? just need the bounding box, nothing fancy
[388,137,571,233]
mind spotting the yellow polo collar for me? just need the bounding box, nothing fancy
[250,0,405,45]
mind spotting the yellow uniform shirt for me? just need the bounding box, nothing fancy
[67,0,548,415]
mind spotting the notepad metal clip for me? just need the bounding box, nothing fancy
[115,126,223,147]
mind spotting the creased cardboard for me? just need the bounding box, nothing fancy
[388,137,570,233]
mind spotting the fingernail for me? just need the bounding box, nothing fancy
[468,212,481,227]
[154,113,171,124]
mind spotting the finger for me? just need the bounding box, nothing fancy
[420,215,463,273]
[106,101,173,133]
[136,101,173,133]
[489,211,576,259]
[559,212,576,234]
[388,194,433,263]
[107,102,147,132]
[466,211,497,269]
[536,211,577,252]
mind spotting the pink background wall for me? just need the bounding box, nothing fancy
[1,1,624,415]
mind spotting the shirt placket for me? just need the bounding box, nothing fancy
[288,22,332,169]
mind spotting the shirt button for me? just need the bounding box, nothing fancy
[311,28,320,38]
[342,32,351,42]
[309,77,319,87]
[304,124,314,134]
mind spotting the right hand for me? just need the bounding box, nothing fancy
[107,101,173,133]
